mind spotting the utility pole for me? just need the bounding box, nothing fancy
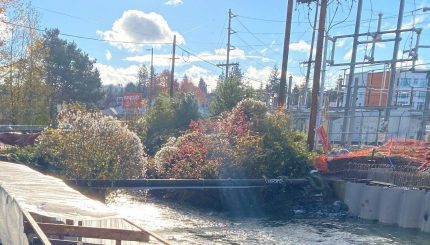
[336,74,344,107]
[316,33,329,148]
[170,35,176,98]
[307,0,327,151]
[226,9,233,79]
[385,0,405,135]
[148,47,154,108]
[287,75,293,109]
[278,0,294,108]
[340,0,363,147]
[217,9,237,79]
[303,0,319,109]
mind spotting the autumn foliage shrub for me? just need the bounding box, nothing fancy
[154,99,312,179]
[142,94,200,155]
[36,104,147,179]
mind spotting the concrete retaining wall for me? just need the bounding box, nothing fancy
[337,181,430,233]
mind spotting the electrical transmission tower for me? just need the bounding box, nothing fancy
[327,0,422,146]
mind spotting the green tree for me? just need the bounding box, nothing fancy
[0,5,50,125]
[124,82,138,93]
[265,65,280,108]
[198,78,207,95]
[143,93,200,155]
[137,64,148,97]
[43,29,103,125]
[209,66,250,115]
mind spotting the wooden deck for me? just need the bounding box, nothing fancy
[0,161,169,245]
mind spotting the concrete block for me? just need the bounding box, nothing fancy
[359,185,382,220]
[419,191,430,232]
[378,187,404,224]
[344,182,365,216]
[398,189,426,229]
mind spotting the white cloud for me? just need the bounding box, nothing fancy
[396,58,427,69]
[260,48,268,54]
[261,57,273,63]
[124,47,271,66]
[199,48,246,61]
[243,66,304,89]
[165,0,183,6]
[336,39,345,47]
[243,66,273,88]
[180,65,218,91]
[97,10,184,52]
[105,50,112,61]
[125,53,173,67]
[289,40,311,53]
[402,15,426,29]
[343,49,353,61]
[95,63,140,85]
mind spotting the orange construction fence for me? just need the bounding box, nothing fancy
[314,138,430,173]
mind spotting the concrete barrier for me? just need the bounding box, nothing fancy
[378,187,404,224]
[419,191,430,232]
[344,182,365,216]
[359,185,382,220]
[336,180,430,233]
[397,189,426,229]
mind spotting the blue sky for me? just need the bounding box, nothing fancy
[33,0,430,91]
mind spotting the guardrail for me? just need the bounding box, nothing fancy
[66,178,309,189]
[0,125,46,133]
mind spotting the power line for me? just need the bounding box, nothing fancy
[235,18,280,56]
[236,10,426,26]
[235,31,285,35]
[234,34,275,68]
[176,44,274,87]
[34,6,101,25]
[0,20,172,46]
[176,45,222,68]
[216,11,228,51]
[235,14,292,23]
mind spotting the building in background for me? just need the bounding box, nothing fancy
[364,70,390,107]
[289,69,429,145]
[342,71,368,108]
[396,70,428,110]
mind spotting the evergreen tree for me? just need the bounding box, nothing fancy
[124,82,138,93]
[43,29,103,124]
[198,78,208,95]
[210,65,249,115]
[137,64,148,97]
[265,65,280,108]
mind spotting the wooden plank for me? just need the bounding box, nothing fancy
[24,222,149,243]
[124,219,170,245]
[369,180,396,187]
[21,209,51,245]
[32,238,100,245]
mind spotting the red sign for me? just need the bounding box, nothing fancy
[317,126,331,152]
[123,93,143,108]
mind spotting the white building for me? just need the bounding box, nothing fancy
[342,70,429,110]
[396,70,428,110]
[342,71,368,108]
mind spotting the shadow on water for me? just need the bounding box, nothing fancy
[146,184,308,218]
[106,189,430,245]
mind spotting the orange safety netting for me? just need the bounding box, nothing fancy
[314,138,430,173]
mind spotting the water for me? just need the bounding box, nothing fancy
[106,191,430,245]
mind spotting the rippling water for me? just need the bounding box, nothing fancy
[106,191,430,245]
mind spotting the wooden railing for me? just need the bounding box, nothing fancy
[23,217,170,245]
